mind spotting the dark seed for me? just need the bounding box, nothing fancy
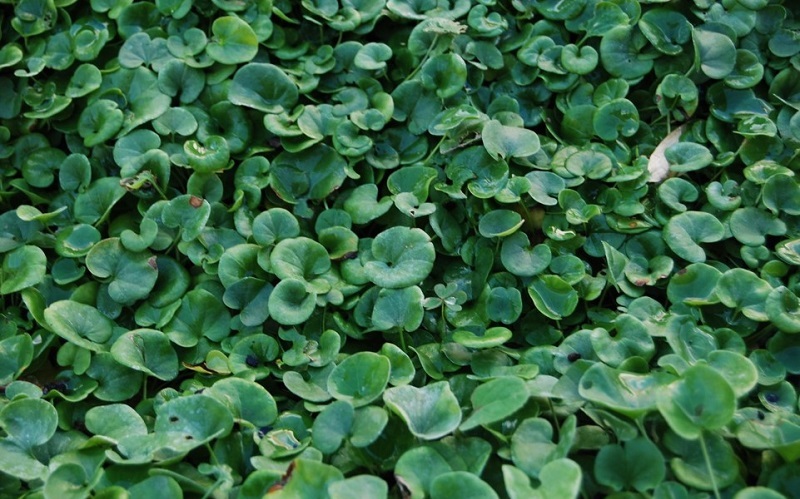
[567,352,581,362]
[246,354,260,368]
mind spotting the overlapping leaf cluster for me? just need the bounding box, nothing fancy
[1,0,799,497]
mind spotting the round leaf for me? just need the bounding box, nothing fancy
[328,352,390,407]
[206,16,258,65]
[657,364,736,440]
[1,245,46,295]
[365,227,435,289]
[229,63,298,114]
[111,329,179,381]
[383,381,462,440]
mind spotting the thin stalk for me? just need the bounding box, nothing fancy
[699,432,721,499]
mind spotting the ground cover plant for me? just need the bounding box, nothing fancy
[0,0,799,497]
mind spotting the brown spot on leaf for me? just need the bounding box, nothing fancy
[189,196,203,208]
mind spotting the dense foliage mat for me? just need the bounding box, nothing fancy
[1,0,800,497]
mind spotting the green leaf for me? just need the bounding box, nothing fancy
[85,403,147,441]
[666,142,714,172]
[481,120,541,160]
[206,377,277,427]
[206,16,258,65]
[503,460,582,499]
[365,227,435,288]
[383,381,462,440]
[312,400,354,454]
[85,238,158,304]
[0,398,58,450]
[594,437,666,492]
[44,300,114,352]
[371,286,425,332]
[253,208,300,246]
[1,245,46,295]
[460,376,529,431]
[431,472,498,499]
[229,63,299,114]
[528,275,579,320]
[153,393,234,444]
[663,211,725,263]
[268,278,317,326]
[420,53,467,99]
[164,289,231,347]
[579,363,673,418]
[657,364,736,439]
[267,459,343,499]
[693,27,736,79]
[328,352,390,407]
[111,329,179,381]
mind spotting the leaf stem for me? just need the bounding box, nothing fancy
[699,432,721,499]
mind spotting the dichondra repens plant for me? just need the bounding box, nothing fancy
[1,0,800,497]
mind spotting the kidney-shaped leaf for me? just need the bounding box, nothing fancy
[44,300,114,353]
[657,364,736,440]
[482,120,540,161]
[594,437,666,493]
[663,211,725,263]
[229,63,298,114]
[365,227,435,288]
[383,381,462,440]
[580,363,673,418]
[371,286,424,332]
[85,238,158,304]
[206,377,277,428]
[154,394,234,445]
[111,329,179,381]
[0,398,58,450]
[461,376,529,431]
[527,275,578,320]
[328,352,391,407]
[1,245,46,295]
[206,16,257,65]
